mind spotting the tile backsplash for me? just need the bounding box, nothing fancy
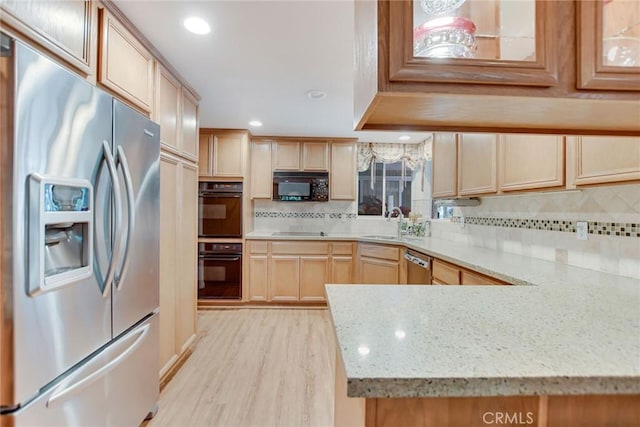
[436,183,640,279]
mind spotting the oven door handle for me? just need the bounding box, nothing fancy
[199,255,242,261]
[199,193,242,198]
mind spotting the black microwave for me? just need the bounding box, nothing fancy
[272,172,329,202]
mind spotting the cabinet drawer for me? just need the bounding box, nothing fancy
[461,270,509,286]
[432,260,461,285]
[248,241,268,254]
[271,241,329,255]
[359,244,400,262]
[332,242,354,255]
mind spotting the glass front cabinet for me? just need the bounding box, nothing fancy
[396,0,558,86]
[578,0,640,90]
[354,1,640,135]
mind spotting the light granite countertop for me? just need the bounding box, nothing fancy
[246,232,640,398]
[326,284,640,398]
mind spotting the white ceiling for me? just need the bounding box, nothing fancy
[115,0,434,144]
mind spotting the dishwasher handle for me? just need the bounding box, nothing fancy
[404,252,431,269]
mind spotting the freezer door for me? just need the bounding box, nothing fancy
[112,100,160,336]
[4,41,113,407]
[4,314,159,427]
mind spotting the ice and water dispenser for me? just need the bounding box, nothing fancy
[29,174,93,295]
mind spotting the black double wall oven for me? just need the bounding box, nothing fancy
[198,182,242,300]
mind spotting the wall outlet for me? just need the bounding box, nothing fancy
[324,213,329,221]
[340,213,346,222]
[576,221,588,240]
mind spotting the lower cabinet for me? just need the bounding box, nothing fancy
[159,152,198,378]
[270,255,302,301]
[246,240,355,303]
[357,243,404,284]
[432,258,510,286]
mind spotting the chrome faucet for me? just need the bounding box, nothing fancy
[387,207,404,239]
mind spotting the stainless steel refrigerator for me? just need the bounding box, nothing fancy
[0,34,161,426]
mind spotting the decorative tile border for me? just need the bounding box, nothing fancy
[464,217,639,238]
[255,211,357,219]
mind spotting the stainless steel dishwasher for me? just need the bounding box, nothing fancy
[405,250,432,284]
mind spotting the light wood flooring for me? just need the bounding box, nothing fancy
[148,309,336,427]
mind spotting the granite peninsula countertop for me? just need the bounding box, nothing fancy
[246,232,640,398]
[326,284,640,398]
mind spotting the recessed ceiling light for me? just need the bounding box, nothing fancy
[399,135,411,141]
[249,120,263,127]
[305,90,327,100]
[183,17,210,35]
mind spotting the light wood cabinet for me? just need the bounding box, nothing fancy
[357,243,403,284]
[175,162,197,354]
[155,65,180,153]
[250,140,273,199]
[199,129,248,178]
[499,134,565,192]
[433,258,509,286]
[330,142,357,200]
[0,0,96,77]
[331,242,355,283]
[461,270,509,286]
[457,133,497,196]
[331,257,354,283]
[273,141,301,170]
[302,142,330,171]
[354,0,640,135]
[269,256,300,301]
[244,240,353,303]
[573,136,640,186]
[154,64,199,161]
[159,153,179,375]
[273,141,329,171]
[181,89,199,159]
[98,8,154,113]
[159,152,198,377]
[577,0,640,91]
[243,246,269,302]
[432,133,457,198]
[299,256,331,302]
[432,259,461,285]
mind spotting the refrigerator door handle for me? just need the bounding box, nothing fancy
[101,140,123,297]
[114,145,136,290]
[46,323,150,408]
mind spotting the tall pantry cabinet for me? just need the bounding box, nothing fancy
[156,66,200,381]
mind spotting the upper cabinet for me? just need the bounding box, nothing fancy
[250,140,273,199]
[181,89,199,160]
[499,134,565,192]
[0,0,97,78]
[330,142,357,200]
[354,0,640,135]
[199,129,248,178]
[578,0,640,91]
[249,138,357,200]
[571,136,640,185]
[407,0,557,86]
[273,141,329,171]
[154,64,199,160]
[457,133,497,196]
[431,133,457,198]
[98,8,154,114]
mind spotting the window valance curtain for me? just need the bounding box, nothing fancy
[357,138,432,191]
[356,140,431,172]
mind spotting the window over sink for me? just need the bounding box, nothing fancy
[358,161,413,217]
